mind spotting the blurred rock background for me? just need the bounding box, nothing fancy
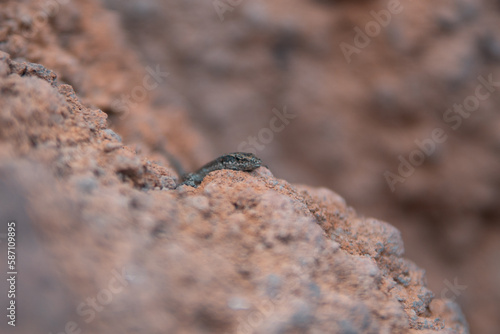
[0,0,499,332]
[99,0,500,333]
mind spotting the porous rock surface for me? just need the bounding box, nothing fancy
[0,0,213,173]
[0,54,468,333]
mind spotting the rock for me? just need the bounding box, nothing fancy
[0,56,468,333]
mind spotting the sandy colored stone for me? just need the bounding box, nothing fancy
[97,1,500,332]
[0,56,467,333]
[0,0,214,175]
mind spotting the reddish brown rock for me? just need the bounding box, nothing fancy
[0,55,467,333]
[98,1,500,332]
[0,0,214,174]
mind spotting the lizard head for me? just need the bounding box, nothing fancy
[222,152,263,171]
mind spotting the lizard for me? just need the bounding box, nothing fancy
[179,152,263,188]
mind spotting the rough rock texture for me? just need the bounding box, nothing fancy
[98,1,500,333]
[0,0,484,333]
[0,0,213,172]
[0,54,468,333]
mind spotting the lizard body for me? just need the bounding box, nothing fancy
[179,152,263,187]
